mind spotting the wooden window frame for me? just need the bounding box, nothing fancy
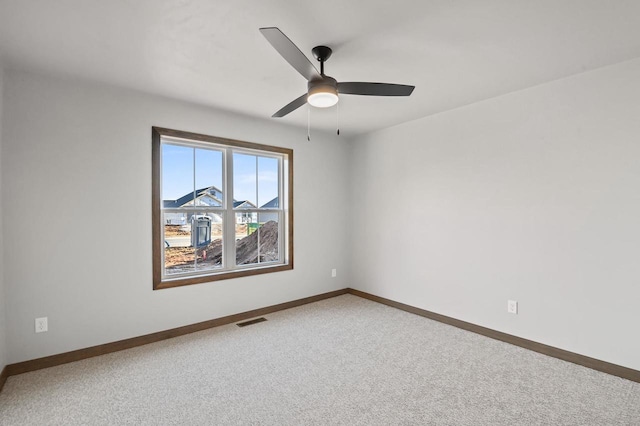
[152,127,293,290]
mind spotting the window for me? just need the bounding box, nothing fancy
[152,127,293,289]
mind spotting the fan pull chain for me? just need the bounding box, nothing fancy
[336,102,340,136]
[307,105,311,141]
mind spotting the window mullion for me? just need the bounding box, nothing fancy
[255,156,260,263]
[192,147,198,271]
[279,157,284,263]
[224,147,236,270]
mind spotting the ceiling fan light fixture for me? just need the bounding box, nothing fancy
[307,76,339,108]
[307,85,339,108]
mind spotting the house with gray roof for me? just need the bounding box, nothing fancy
[163,186,223,225]
[164,186,271,225]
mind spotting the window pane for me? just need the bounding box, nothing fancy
[162,144,194,205]
[164,212,194,275]
[258,156,279,208]
[195,148,223,206]
[233,153,257,207]
[193,213,223,273]
[258,212,279,262]
[163,211,223,275]
[235,212,279,265]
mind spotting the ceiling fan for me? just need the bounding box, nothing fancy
[260,27,415,118]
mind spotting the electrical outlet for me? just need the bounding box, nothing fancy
[507,300,518,314]
[35,317,48,333]
[331,268,337,278]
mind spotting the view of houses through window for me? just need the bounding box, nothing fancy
[152,128,292,288]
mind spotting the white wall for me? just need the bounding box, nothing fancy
[5,57,640,373]
[2,70,350,364]
[0,63,7,372]
[349,58,640,371]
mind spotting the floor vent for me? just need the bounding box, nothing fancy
[236,317,267,327]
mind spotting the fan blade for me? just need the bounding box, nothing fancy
[338,82,415,96]
[260,27,320,81]
[272,93,308,118]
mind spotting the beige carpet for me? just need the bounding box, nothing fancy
[1,294,638,425]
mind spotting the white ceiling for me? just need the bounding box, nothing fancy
[1,0,640,135]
